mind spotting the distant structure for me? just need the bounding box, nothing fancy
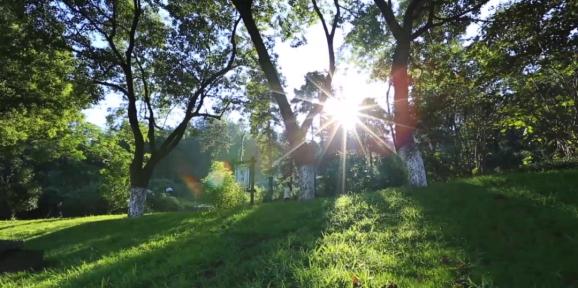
[235,166,250,190]
[165,187,174,194]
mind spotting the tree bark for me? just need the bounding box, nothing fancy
[128,187,148,218]
[398,141,427,187]
[391,39,428,187]
[297,164,316,200]
[127,166,152,217]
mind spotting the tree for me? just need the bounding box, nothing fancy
[346,0,489,186]
[479,0,577,162]
[0,0,96,218]
[231,0,341,200]
[33,122,132,217]
[52,0,242,217]
[412,0,577,179]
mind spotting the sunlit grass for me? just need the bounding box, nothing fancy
[1,170,577,287]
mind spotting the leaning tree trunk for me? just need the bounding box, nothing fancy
[391,39,428,187]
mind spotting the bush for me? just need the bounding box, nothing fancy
[375,155,407,188]
[202,161,247,208]
[317,154,407,196]
[146,191,184,212]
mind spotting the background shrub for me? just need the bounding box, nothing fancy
[146,191,184,212]
[202,161,247,208]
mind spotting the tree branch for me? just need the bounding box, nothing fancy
[312,0,330,40]
[125,0,141,64]
[233,0,300,142]
[194,102,231,120]
[134,53,156,152]
[93,80,128,95]
[403,0,427,29]
[374,0,404,40]
[411,0,488,39]
[61,0,125,64]
[123,0,145,173]
[301,0,341,133]
[331,0,341,38]
[146,15,242,170]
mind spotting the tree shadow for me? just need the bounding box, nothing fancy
[0,218,69,232]
[401,172,578,287]
[4,171,576,287]
[4,200,335,287]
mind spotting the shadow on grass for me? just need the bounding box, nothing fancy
[5,200,335,288]
[3,170,577,287]
[402,171,578,287]
[0,218,74,232]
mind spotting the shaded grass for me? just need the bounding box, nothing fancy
[1,170,577,287]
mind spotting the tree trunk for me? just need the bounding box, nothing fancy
[399,141,427,187]
[128,187,148,217]
[391,39,428,187]
[127,166,151,218]
[297,164,315,200]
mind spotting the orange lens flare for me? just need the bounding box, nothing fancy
[181,175,203,199]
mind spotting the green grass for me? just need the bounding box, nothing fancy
[1,170,577,287]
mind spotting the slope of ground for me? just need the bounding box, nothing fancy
[1,170,577,287]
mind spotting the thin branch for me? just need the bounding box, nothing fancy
[411,0,488,39]
[338,3,359,18]
[187,15,241,117]
[134,53,156,152]
[94,80,128,95]
[330,0,341,38]
[312,0,330,38]
[111,0,118,40]
[411,0,435,39]
[125,0,141,63]
[194,102,231,120]
[61,1,125,63]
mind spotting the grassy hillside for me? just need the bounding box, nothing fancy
[1,170,577,287]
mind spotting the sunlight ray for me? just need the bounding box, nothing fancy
[305,74,334,100]
[340,127,347,195]
[356,121,396,154]
[272,118,339,167]
[317,121,342,161]
[357,112,415,130]
[350,126,369,159]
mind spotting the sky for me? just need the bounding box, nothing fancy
[83,0,505,128]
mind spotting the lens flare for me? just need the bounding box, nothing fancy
[323,97,360,130]
[181,175,203,198]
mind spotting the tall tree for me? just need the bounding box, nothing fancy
[0,0,96,218]
[232,0,340,200]
[347,0,489,186]
[413,0,577,179]
[52,0,242,217]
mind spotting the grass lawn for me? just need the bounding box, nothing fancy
[1,170,577,287]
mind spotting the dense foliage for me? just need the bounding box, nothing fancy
[413,0,578,180]
[0,1,97,218]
